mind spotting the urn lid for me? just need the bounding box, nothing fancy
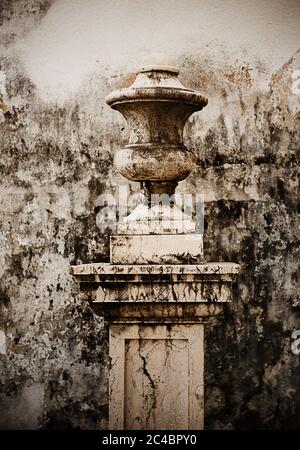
[105,65,208,110]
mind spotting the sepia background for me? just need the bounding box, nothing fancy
[0,0,299,429]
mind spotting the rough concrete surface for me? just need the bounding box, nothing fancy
[0,0,299,429]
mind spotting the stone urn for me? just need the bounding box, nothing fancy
[106,65,208,235]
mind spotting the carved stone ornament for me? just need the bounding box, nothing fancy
[106,65,208,235]
[71,63,241,430]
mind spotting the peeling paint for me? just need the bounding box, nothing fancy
[0,0,299,430]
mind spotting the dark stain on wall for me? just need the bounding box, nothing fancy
[0,0,299,430]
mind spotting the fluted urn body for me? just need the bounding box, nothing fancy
[106,65,208,198]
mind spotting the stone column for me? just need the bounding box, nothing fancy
[70,65,241,430]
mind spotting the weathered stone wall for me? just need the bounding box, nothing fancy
[0,0,299,429]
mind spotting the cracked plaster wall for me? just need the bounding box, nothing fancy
[0,0,299,429]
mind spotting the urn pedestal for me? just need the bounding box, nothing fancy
[70,64,241,430]
[70,262,240,430]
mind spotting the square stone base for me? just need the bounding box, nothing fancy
[110,234,204,264]
[70,261,241,430]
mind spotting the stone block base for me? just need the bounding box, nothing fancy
[110,234,204,264]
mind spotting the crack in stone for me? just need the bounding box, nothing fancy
[137,338,157,426]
